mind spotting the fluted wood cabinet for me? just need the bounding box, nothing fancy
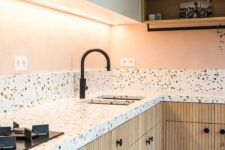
[215,124,225,150]
[166,122,214,150]
[165,102,214,123]
[79,102,225,150]
[215,104,225,124]
[130,123,159,150]
[78,131,112,150]
[215,104,225,150]
[164,102,225,150]
[78,103,162,150]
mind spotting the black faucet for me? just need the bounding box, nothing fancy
[80,49,111,99]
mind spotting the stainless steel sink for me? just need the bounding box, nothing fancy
[88,95,145,105]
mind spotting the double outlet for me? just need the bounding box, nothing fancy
[14,56,28,71]
[120,58,136,67]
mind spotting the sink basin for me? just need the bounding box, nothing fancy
[88,95,145,105]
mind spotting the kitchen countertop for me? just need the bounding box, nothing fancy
[1,90,225,150]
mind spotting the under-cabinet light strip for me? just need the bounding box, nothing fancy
[25,0,118,25]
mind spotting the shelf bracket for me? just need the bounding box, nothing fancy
[147,24,225,32]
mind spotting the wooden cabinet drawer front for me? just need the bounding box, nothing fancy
[166,122,214,150]
[215,104,225,124]
[215,124,225,150]
[165,102,214,123]
[139,103,161,136]
[112,121,130,150]
[130,124,158,150]
[128,116,140,146]
[78,132,112,150]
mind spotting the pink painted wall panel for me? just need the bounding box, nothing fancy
[0,0,110,75]
[110,24,225,69]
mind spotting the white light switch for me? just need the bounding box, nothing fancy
[120,58,136,67]
[15,56,28,71]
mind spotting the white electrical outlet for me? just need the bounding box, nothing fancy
[120,58,136,67]
[15,56,28,71]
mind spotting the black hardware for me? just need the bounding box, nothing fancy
[13,122,25,134]
[32,124,49,135]
[0,127,11,136]
[147,24,225,32]
[80,78,86,99]
[220,129,225,135]
[0,136,16,150]
[146,136,154,145]
[204,128,210,133]
[0,122,63,150]
[80,49,111,99]
[13,122,19,129]
[25,128,33,142]
[116,139,123,147]
[146,138,151,145]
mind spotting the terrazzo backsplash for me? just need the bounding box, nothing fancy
[1,68,225,113]
[0,70,113,113]
[112,68,225,96]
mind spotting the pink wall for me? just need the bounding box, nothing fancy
[111,24,225,69]
[1,1,225,75]
[0,0,111,75]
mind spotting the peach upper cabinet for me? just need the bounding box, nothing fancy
[25,0,142,25]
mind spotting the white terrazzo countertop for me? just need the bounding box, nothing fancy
[1,90,225,150]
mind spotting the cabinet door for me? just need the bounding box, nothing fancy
[129,133,149,150]
[165,102,214,123]
[78,131,112,150]
[111,116,140,150]
[215,104,225,150]
[128,116,139,146]
[166,121,214,150]
[156,122,163,150]
[215,104,225,124]
[139,103,160,137]
[215,124,225,150]
[130,124,158,150]
[144,125,157,150]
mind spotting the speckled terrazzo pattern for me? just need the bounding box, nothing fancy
[1,68,225,149]
[162,95,225,103]
[0,72,74,113]
[113,68,225,95]
[1,93,224,150]
[74,70,113,96]
[0,70,112,113]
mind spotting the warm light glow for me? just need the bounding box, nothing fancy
[0,0,111,75]
[26,0,118,25]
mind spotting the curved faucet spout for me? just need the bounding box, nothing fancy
[81,49,111,79]
[80,49,111,99]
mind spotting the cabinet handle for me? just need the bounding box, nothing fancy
[220,129,225,135]
[204,128,210,134]
[146,136,153,145]
[146,138,151,145]
[150,136,153,141]
[116,139,123,147]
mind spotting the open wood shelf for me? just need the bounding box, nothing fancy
[145,17,225,25]
[143,0,225,31]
